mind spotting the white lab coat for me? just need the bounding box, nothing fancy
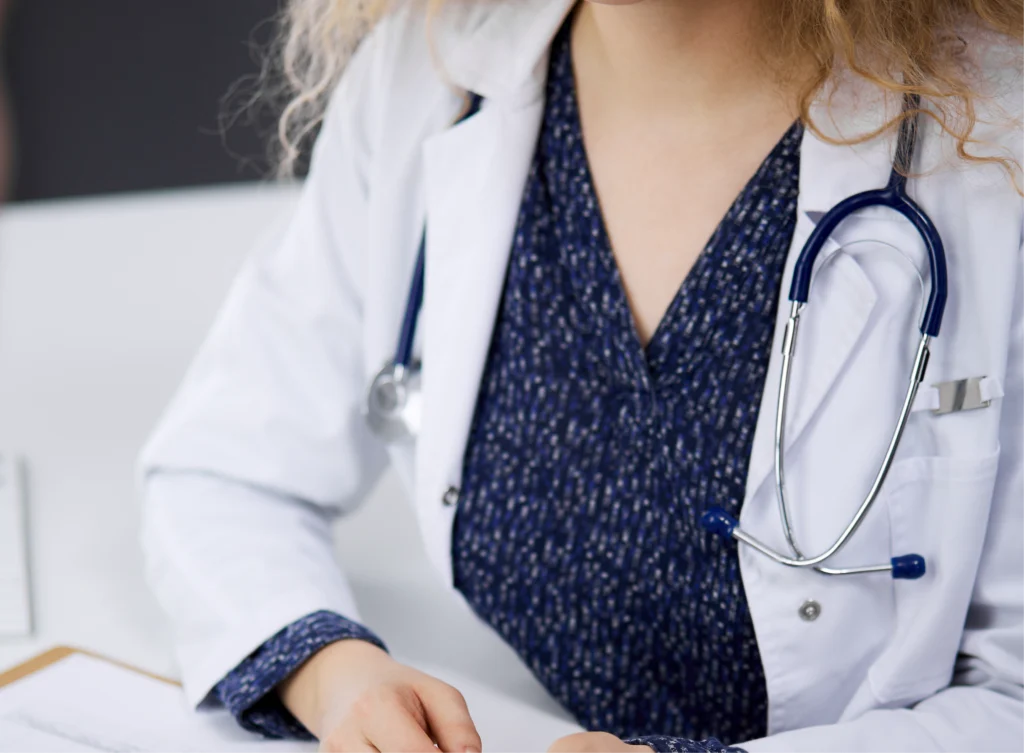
[139,1,1024,749]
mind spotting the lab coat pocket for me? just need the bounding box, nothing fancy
[867,448,1002,707]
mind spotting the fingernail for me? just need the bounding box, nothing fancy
[463,747,481,753]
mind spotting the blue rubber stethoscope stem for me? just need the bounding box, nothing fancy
[787,94,948,338]
[701,92,945,581]
[393,233,427,375]
[392,93,485,372]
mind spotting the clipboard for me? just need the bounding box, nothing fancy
[0,646,301,751]
[0,646,178,690]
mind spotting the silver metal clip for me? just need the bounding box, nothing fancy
[933,377,991,415]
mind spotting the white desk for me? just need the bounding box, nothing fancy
[0,185,572,722]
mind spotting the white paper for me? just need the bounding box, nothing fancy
[0,653,580,752]
[407,658,582,751]
[0,655,310,752]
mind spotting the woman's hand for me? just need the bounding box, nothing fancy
[279,639,482,752]
[548,732,654,753]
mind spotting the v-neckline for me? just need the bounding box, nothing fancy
[556,30,802,389]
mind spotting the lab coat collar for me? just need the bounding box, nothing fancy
[432,0,577,105]
[798,77,905,215]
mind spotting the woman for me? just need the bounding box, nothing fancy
[139,0,1023,750]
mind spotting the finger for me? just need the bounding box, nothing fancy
[418,681,482,753]
[362,695,437,753]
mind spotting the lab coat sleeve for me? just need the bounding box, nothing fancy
[138,28,390,708]
[742,238,1024,752]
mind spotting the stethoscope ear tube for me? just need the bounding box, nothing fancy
[702,325,934,580]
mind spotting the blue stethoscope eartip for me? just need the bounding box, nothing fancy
[891,554,927,580]
[701,508,739,539]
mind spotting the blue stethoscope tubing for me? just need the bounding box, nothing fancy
[366,92,946,581]
[701,93,946,580]
[397,94,485,370]
[364,95,484,441]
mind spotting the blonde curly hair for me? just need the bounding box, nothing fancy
[268,0,1022,185]
[267,0,392,177]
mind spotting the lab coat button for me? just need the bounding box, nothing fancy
[799,600,821,621]
[442,486,460,507]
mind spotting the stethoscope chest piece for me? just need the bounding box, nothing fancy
[365,362,422,442]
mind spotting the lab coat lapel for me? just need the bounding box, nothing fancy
[743,214,877,500]
[742,102,903,501]
[415,97,546,582]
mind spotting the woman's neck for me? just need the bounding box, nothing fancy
[572,0,803,119]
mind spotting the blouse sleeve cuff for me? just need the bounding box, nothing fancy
[213,609,388,740]
[624,736,747,753]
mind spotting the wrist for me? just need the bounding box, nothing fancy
[278,639,390,736]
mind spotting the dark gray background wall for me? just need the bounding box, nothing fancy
[4,0,286,202]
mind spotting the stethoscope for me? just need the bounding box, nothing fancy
[366,92,945,581]
[702,93,944,581]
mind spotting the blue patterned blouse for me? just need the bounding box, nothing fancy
[213,20,801,753]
